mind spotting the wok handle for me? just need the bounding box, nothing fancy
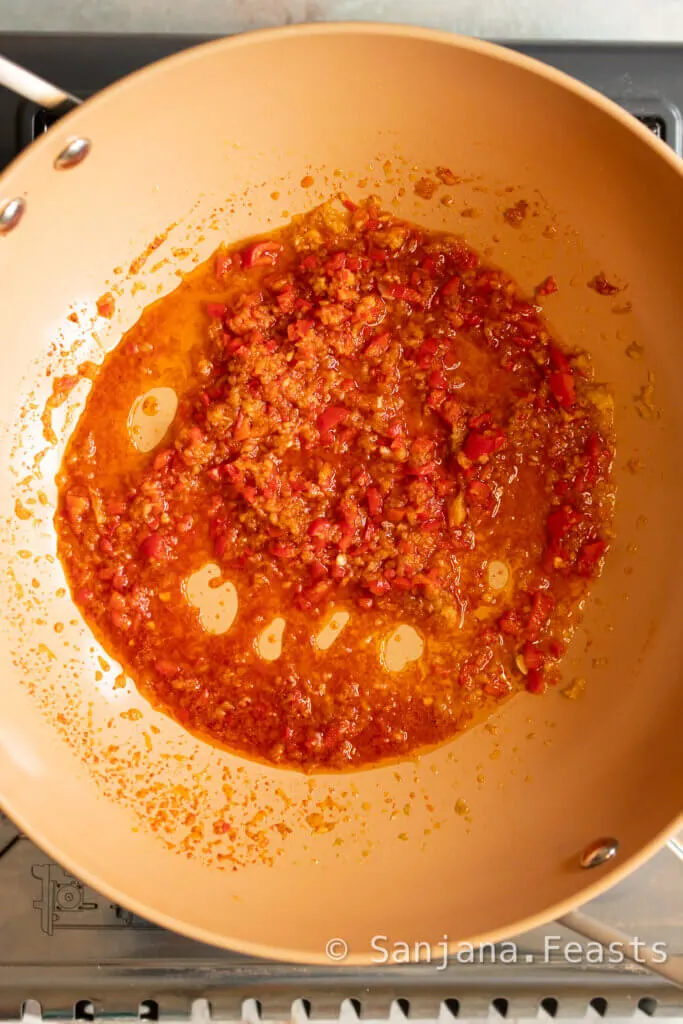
[0,54,79,111]
[558,909,683,988]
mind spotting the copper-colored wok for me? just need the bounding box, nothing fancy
[0,25,682,967]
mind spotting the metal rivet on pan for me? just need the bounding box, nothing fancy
[580,837,619,869]
[0,197,25,234]
[54,137,91,170]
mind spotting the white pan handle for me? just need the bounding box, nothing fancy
[0,54,79,110]
[558,909,683,988]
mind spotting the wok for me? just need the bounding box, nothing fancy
[0,25,682,968]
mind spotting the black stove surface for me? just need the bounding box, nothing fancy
[0,34,681,173]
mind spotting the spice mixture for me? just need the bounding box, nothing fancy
[56,197,614,770]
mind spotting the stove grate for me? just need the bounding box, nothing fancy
[4,992,680,1022]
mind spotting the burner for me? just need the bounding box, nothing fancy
[636,113,667,140]
[16,99,68,152]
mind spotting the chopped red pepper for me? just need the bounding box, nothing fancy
[317,406,348,435]
[206,303,227,320]
[308,518,332,540]
[428,369,448,390]
[155,659,180,679]
[468,412,492,430]
[325,252,347,273]
[462,430,505,461]
[441,275,461,297]
[576,538,607,576]
[270,541,297,559]
[536,276,558,297]
[588,273,620,296]
[546,505,582,548]
[366,578,390,595]
[366,487,382,517]
[525,669,546,694]
[522,642,546,671]
[466,480,492,507]
[96,292,116,319]
[526,590,554,640]
[498,610,523,636]
[364,332,391,358]
[139,533,170,561]
[548,371,576,409]
[242,240,283,268]
[388,284,422,304]
[548,345,571,373]
[416,338,439,369]
[310,559,327,581]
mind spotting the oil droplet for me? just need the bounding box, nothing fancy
[256,617,286,662]
[381,624,424,672]
[314,608,350,651]
[184,563,238,635]
[487,560,509,590]
[127,387,178,453]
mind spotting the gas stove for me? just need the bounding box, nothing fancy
[1,32,683,1022]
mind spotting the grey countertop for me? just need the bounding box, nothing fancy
[1,0,683,40]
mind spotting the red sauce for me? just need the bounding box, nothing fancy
[56,197,615,770]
